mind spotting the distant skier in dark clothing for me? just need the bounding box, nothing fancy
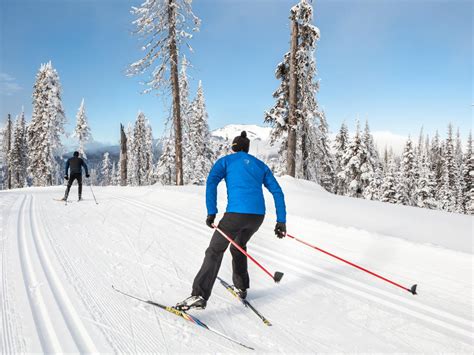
[176,131,287,311]
[62,151,89,201]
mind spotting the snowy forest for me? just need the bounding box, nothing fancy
[0,0,471,216]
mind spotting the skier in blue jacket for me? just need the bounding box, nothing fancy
[176,131,286,311]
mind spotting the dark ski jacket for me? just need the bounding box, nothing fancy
[206,151,286,223]
[65,157,89,176]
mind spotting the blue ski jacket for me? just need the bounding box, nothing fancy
[206,152,286,223]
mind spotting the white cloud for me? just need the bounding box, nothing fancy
[371,131,407,155]
[0,72,22,95]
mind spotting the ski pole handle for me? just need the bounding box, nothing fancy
[213,224,284,283]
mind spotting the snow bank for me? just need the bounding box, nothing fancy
[265,176,472,254]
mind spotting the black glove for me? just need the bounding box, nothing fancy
[206,214,216,229]
[64,175,69,180]
[86,174,90,178]
[274,222,286,238]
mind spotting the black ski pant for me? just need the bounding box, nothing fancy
[192,212,264,300]
[65,173,83,198]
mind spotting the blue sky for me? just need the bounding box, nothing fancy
[0,0,472,144]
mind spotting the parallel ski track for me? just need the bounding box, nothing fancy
[38,195,156,353]
[38,194,241,353]
[29,195,98,353]
[1,195,26,354]
[17,195,63,353]
[111,194,473,345]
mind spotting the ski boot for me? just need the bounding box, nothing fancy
[78,195,82,202]
[234,287,247,300]
[175,295,207,311]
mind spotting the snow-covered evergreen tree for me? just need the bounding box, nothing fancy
[101,152,111,186]
[397,137,417,206]
[430,130,443,189]
[184,81,213,185]
[364,165,383,201]
[144,121,154,184]
[111,161,118,186]
[380,156,398,204]
[315,110,335,191]
[9,110,28,188]
[126,123,135,186]
[463,131,473,214]
[414,150,437,209]
[334,122,349,195]
[28,61,66,186]
[363,120,379,173]
[453,128,465,213]
[265,0,331,186]
[339,121,370,198]
[156,132,176,185]
[130,112,150,186]
[72,98,92,158]
[438,124,457,212]
[0,114,13,189]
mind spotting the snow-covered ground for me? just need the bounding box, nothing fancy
[0,178,472,353]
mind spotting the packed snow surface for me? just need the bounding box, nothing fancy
[0,177,472,353]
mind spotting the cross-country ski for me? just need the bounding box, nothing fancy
[112,286,255,350]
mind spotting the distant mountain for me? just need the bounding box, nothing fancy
[211,124,280,160]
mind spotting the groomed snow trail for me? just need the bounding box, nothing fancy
[0,182,472,353]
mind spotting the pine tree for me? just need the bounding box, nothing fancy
[28,61,66,186]
[185,80,214,185]
[363,120,379,173]
[101,152,111,186]
[128,0,200,186]
[339,120,370,198]
[364,165,383,201]
[9,110,28,188]
[144,121,155,184]
[397,137,417,205]
[264,0,327,183]
[453,128,465,213]
[126,123,136,186]
[462,131,473,214]
[0,114,13,189]
[438,124,457,212]
[156,132,176,185]
[430,130,443,189]
[315,110,335,192]
[111,161,118,186]
[380,156,398,204]
[130,112,150,186]
[414,150,437,209]
[333,122,349,195]
[72,98,92,158]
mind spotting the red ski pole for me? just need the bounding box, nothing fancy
[212,224,284,283]
[287,234,417,295]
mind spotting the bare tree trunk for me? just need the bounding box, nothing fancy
[168,0,184,186]
[287,19,298,177]
[120,123,127,186]
[6,114,12,189]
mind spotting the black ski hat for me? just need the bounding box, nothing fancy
[73,151,80,157]
[232,131,250,153]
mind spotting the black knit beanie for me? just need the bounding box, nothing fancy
[73,151,80,157]
[232,131,250,153]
